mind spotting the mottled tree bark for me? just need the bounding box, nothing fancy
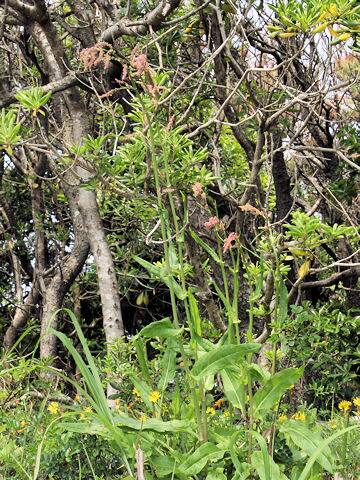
[27,17,125,356]
[40,190,89,359]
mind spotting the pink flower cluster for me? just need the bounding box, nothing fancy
[192,182,203,197]
[223,232,238,253]
[79,42,112,71]
[204,216,220,230]
[131,53,149,76]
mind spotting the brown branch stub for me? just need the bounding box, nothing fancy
[300,267,360,290]
[0,74,78,109]
[100,0,182,43]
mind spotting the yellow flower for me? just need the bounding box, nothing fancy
[80,406,93,420]
[213,398,225,409]
[132,388,141,398]
[223,410,230,417]
[19,421,28,428]
[139,414,148,423]
[206,407,216,416]
[74,394,80,402]
[149,390,161,403]
[47,402,59,415]
[278,414,288,423]
[292,411,306,421]
[328,420,337,429]
[338,400,352,413]
[328,3,338,16]
[352,397,360,408]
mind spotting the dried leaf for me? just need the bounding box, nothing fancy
[298,260,311,279]
[239,204,265,218]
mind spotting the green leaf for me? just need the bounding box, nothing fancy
[177,443,225,476]
[137,318,181,338]
[158,338,178,390]
[191,344,261,380]
[251,432,288,480]
[221,368,246,414]
[188,289,202,336]
[276,279,288,326]
[134,255,187,300]
[280,420,334,473]
[133,338,152,383]
[190,230,221,263]
[114,414,194,433]
[206,467,227,480]
[152,455,177,477]
[252,367,303,418]
[298,425,359,480]
[251,451,288,480]
[128,374,153,409]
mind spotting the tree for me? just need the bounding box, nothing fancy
[0,0,359,369]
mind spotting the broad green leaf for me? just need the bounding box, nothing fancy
[188,289,202,336]
[191,332,215,351]
[137,318,181,338]
[190,230,221,263]
[280,420,334,473]
[158,338,178,390]
[152,455,177,477]
[252,367,303,418]
[248,363,271,383]
[252,432,288,480]
[133,338,152,383]
[58,421,107,436]
[191,344,261,380]
[298,425,359,480]
[114,414,194,433]
[251,451,288,480]
[221,368,246,414]
[177,442,224,476]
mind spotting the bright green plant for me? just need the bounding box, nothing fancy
[0,109,21,155]
[15,87,52,116]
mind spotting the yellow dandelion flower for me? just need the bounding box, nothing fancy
[338,400,352,413]
[19,421,28,428]
[149,390,161,403]
[278,414,288,423]
[80,406,93,419]
[213,398,225,409]
[47,402,59,415]
[206,406,216,416]
[352,397,360,408]
[132,388,141,398]
[139,414,148,423]
[292,411,306,421]
[328,420,337,429]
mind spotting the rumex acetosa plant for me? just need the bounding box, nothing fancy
[42,73,360,479]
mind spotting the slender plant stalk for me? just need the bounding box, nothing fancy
[146,113,205,440]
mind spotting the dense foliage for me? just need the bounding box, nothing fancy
[0,0,359,479]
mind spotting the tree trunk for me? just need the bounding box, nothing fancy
[40,186,90,359]
[29,19,125,355]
